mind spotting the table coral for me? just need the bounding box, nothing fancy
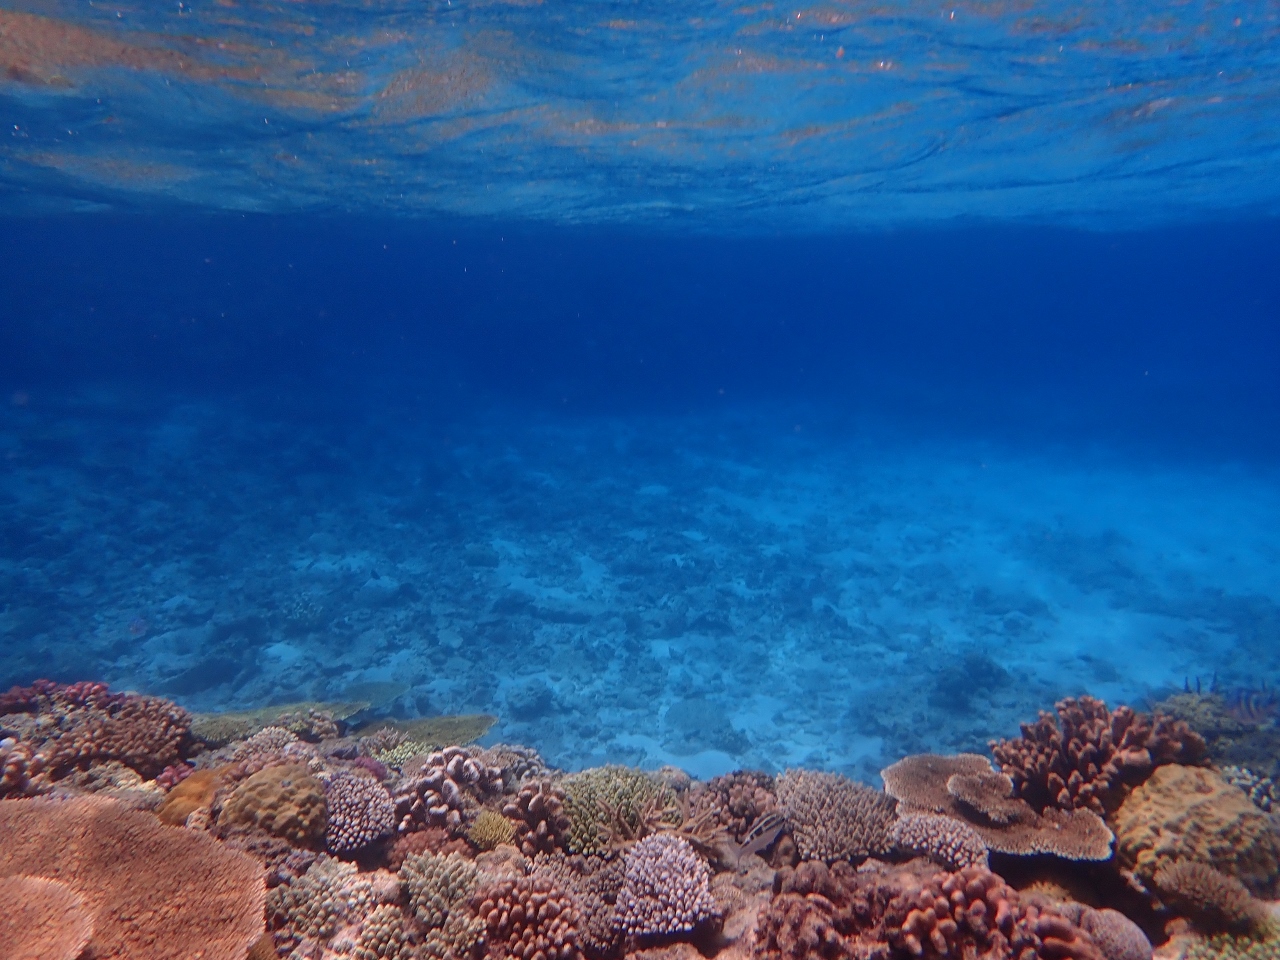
[0,795,265,960]
[221,762,328,847]
[0,875,95,960]
[776,769,897,863]
[1112,764,1280,894]
[324,770,396,854]
[881,753,1114,861]
[617,834,718,940]
[990,696,1207,816]
[472,874,584,960]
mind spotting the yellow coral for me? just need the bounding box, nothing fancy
[468,809,517,851]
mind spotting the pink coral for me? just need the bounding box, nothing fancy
[0,875,95,960]
[394,746,502,833]
[886,813,989,870]
[617,834,718,940]
[471,874,583,960]
[1,737,47,797]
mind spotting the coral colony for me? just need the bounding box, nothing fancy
[4,683,1280,960]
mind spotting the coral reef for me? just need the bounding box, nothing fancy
[690,771,779,843]
[471,874,584,960]
[504,779,573,856]
[1221,766,1277,813]
[0,795,265,960]
[1184,933,1280,960]
[1112,764,1280,893]
[0,736,47,798]
[990,696,1206,815]
[0,875,95,960]
[470,808,519,850]
[881,753,1114,860]
[775,769,897,862]
[156,766,222,825]
[324,770,396,854]
[886,812,989,870]
[617,834,718,940]
[533,853,626,959]
[221,763,328,847]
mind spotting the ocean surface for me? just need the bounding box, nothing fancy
[2,0,1280,782]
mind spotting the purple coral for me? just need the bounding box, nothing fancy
[616,834,717,940]
[325,771,396,854]
[393,746,502,833]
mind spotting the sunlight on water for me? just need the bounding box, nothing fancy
[2,0,1279,224]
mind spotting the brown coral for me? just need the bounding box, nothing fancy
[394,746,503,834]
[886,813,989,870]
[504,779,572,856]
[690,771,779,843]
[156,766,222,825]
[990,696,1207,816]
[881,754,1114,861]
[1112,764,1280,893]
[472,874,584,960]
[0,737,47,798]
[532,853,625,960]
[220,763,328,847]
[775,769,897,862]
[0,795,265,960]
[1152,861,1269,933]
[0,875,95,960]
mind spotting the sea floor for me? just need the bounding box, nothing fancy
[3,387,1278,782]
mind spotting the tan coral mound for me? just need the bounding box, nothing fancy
[0,795,265,960]
[1113,765,1280,893]
[220,763,327,846]
[0,875,94,960]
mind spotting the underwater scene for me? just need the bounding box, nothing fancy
[3,0,1280,956]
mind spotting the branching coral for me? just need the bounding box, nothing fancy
[0,795,265,960]
[776,769,897,862]
[324,770,396,854]
[1152,861,1269,934]
[562,766,676,855]
[533,853,626,960]
[0,736,47,797]
[504,779,573,856]
[616,834,718,940]
[886,813,989,870]
[470,809,518,850]
[689,770,779,843]
[394,746,503,834]
[990,696,1207,815]
[471,875,584,960]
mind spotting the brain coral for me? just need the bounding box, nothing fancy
[0,795,265,960]
[990,696,1207,816]
[776,769,897,862]
[886,812,989,870]
[471,875,583,960]
[324,771,396,854]
[617,834,718,939]
[221,763,328,847]
[0,875,95,960]
[1112,764,1280,893]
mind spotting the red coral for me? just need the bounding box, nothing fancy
[990,696,1206,815]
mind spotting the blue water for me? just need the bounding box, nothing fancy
[3,0,1280,779]
[2,215,1278,781]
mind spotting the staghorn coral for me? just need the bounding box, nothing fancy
[881,753,1114,861]
[775,769,897,863]
[1152,861,1269,934]
[1112,764,1280,893]
[562,766,676,855]
[689,770,779,843]
[883,865,1104,960]
[353,903,418,960]
[401,850,480,929]
[617,834,718,940]
[324,771,396,854]
[221,763,328,847]
[394,746,504,834]
[0,875,95,960]
[0,794,265,960]
[470,809,519,850]
[472,874,584,960]
[0,681,192,779]
[886,812,989,870]
[990,696,1207,816]
[504,779,573,856]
